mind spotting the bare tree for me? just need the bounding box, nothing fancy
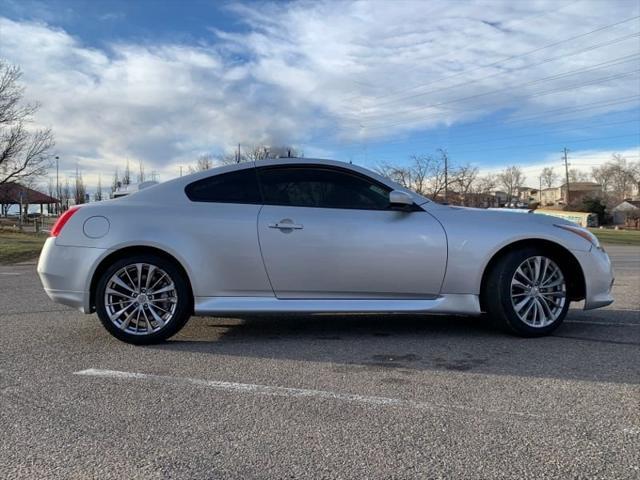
[95,174,103,201]
[427,154,448,200]
[540,167,559,188]
[376,154,446,200]
[217,145,301,166]
[0,61,54,185]
[609,154,637,201]
[74,166,86,205]
[451,163,479,206]
[111,167,120,194]
[475,174,497,194]
[137,160,145,183]
[122,160,131,186]
[375,162,412,189]
[631,161,640,197]
[61,178,71,211]
[189,153,215,173]
[568,168,589,183]
[409,155,432,195]
[591,164,614,193]
[498,166,526,203]
[591,153,639,202]
[468,173,499,207]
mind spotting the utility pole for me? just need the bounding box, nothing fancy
[444,155,448,203]
[439,149,448,203]
[179,165,183,177]
[562,148,570,205]
[237,143,241,163]
[539,175,542,205]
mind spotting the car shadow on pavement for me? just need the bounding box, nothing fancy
[148,308,640,385]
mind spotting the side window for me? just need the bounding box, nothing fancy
[257,167,391,210]
[185,168,261,204]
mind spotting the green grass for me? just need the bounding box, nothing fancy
[0,231,47,264]
[589,228,640,246]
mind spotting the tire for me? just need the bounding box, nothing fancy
[95,254,192,345]
[483,247,570,337]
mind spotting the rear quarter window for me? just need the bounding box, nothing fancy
[185,168,261,204]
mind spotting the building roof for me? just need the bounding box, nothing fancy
[614,200,640,209]
[0,182,59,204]
[560,181,601,191]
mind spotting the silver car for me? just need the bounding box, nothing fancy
[38,158,614,344]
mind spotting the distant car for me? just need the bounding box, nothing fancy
[38,158,614,344]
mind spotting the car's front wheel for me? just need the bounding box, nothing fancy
[95,254,192,344]
[484,248,569,336]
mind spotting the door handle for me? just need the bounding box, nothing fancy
[268,221,304,230]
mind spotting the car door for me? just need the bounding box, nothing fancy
[182,166,273,297]
[256,165,447,299]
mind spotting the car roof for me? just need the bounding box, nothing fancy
[124,157,430,205]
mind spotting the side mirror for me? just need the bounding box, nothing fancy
[389,190,414,210]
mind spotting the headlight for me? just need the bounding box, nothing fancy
[554,224,601,249]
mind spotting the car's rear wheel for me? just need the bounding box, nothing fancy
[95,254,192,344]
[484,247,569,336]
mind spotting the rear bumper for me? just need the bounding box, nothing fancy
[573,246,614,310]
[37,237,107,313]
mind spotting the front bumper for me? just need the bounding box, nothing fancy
[37,237,107,313]
[572,246,614,310]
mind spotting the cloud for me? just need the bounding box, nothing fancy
[98,12,124,21]
[0,0,638,188]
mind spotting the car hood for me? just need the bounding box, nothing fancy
[427,204,577,228]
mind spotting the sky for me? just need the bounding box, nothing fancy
[0,0,639,190]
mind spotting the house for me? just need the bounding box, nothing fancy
[517,187,539,204]
[489,190,508,207]
[559,182,602,205]
[612,200,640,225]
[540,187,560,207]
[539,182,602,207]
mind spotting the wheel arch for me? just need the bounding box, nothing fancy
[479,239,586,312]
[89,245,194,313]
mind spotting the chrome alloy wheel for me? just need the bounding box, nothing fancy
[104,263,178,335]
[510,256,566,328]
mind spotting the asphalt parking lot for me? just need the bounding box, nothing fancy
[1,245,638,479]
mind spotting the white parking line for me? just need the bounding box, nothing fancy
[565,320,640,327]
[75,368,549,420]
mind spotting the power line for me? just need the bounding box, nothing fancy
[427,133,640,155]
[341,0,587,103]
[342,14,640,107]
[351,31,640,113]
[339,112,640,152]
[345,118,640,152]
[496,96,640,126]
[349,133,639,159]
[333,95,640,155]
[350,70,640,132]
[353,60,639,126]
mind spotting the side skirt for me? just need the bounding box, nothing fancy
[194,294,481,316]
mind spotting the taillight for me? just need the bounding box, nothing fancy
[50,206,80,237]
